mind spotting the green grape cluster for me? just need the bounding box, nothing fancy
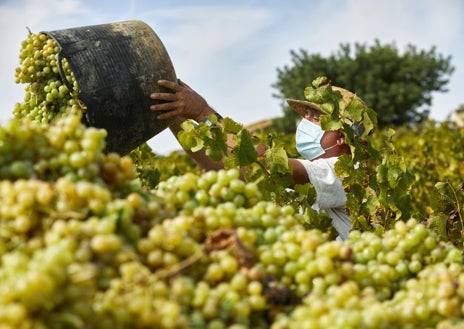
[0,112,137,185]
[0,159,158,328]
[271,219,464,329]
[154,168,263,212]
[14,31,81,123]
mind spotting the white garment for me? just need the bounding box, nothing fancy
[297,157,351,240]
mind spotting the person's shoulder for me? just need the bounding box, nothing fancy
[297,157,338,172]
[310,157,339,166]
[315,156,338,162]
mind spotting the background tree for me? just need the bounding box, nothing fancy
[272,39,454,131]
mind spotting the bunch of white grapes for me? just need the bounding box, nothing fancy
[14,31,81,124]
[0,112,137,187]
[271,219,464,329]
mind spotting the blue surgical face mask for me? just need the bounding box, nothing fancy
[295,119,338,160]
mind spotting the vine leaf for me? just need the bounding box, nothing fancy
[233,129,258,167]
[265,145,289,175]
[223,117,243,134]
[206,126,227,162]
[178,120,204,152]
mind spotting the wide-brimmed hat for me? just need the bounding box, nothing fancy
[287,86,364,117]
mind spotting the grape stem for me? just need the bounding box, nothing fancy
[156,250,205,279]
[156,228,257,279]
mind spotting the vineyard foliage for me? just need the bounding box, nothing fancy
[0,30,463,328]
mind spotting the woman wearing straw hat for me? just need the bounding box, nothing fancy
[149,79,363,240]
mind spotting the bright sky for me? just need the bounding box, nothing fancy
[1,0,463,154]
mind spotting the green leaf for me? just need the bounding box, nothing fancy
[427,214,448,240]
[312,76,331,88]
[178,129,203,151]
[178,121,201,150]
[206,127,228,162]
[434,181,448,194]
[320,115,342,131]
[334,154,352,178]
[304,83,333,104]
[223,117,243,134]
[344,98,364,121]
[294,182,317,208]
[386,128,396,139]
[234,129,258,166]
[387,164,401,188]
[265,145,289,175]
[360,109,377,136]
[376,163,388,184]
[206,145,223,162]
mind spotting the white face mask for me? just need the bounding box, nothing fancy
[295,119,338,160]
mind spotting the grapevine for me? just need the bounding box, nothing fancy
[0,29,463,329]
